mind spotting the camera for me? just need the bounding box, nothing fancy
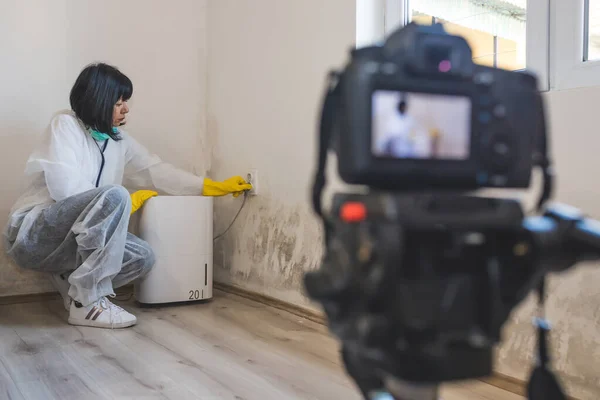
[306,22,600,400]
[335,22,544,192]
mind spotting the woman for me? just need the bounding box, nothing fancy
[3,63,251,329]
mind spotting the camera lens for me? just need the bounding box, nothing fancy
[425,44,453,73]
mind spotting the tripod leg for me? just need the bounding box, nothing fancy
[341,346,384,398]
[385,378,439,400]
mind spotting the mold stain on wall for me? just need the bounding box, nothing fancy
[495,268,600,400]
[213,196,323,308]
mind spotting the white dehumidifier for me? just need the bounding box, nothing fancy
[134,196,213,305]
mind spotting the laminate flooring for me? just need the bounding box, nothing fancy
[0,290,523,400]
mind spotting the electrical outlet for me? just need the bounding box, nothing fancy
[247,169,258,196]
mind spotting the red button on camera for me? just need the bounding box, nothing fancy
[340,202,367,222]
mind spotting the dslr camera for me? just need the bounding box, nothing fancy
[305,23,600,400]
[337,22,542,191]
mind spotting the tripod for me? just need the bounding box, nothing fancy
[379,379,439,400]
[306,192,600,400]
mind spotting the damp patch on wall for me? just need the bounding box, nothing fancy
[213,196,323,308]
[495,267,600,400]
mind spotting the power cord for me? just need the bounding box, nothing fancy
[213,191,248,241]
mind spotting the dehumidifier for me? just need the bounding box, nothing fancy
[134,196,213,305]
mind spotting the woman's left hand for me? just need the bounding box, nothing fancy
[130,190,158,214]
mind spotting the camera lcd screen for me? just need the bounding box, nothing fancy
[371,90,472,160]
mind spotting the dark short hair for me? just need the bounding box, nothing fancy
[69,63,133,140]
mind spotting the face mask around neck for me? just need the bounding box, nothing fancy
[89,127,118,141]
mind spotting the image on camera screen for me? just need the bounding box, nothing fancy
[371,90,472,160]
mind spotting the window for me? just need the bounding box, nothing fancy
[408,0,527,72]
[357,1,600,91]
[585,0,600,61]
[358,0,600,91]
[551,0,600,90]
[357,0,549,90]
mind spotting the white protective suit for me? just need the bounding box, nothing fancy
[4,110,204,306]
[375,112,432,158]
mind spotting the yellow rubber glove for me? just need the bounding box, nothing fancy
[130,190,158,214]
[202,176,252,197]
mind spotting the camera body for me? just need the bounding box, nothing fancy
[335,23,545,191]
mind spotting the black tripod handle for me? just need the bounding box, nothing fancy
[546,203,600,260]
[572,218,600,258]
[525,203,600,271]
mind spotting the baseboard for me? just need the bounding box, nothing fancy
[480,373,578,400]
[0,291,62,306]
[0,285,134,306]
[480,373,527,397]
[213,282,327,325]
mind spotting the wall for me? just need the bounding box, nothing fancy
[207,0,355,308]
[495,86,600,400]
[0,0,208,296]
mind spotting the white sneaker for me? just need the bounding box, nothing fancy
[68,297,137,329]
[49,273,71,311]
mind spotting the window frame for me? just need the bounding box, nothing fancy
[366,0,552,91]
[551,0,600,90]
[527,0,550,92]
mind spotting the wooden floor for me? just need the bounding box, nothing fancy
[0,290,523,400]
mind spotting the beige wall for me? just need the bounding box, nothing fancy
[207,0,355,308]
[495,86,600,400]
[0,0,208,296]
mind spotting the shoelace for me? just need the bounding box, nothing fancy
[99,297,125,329]
[107,294,126,312]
